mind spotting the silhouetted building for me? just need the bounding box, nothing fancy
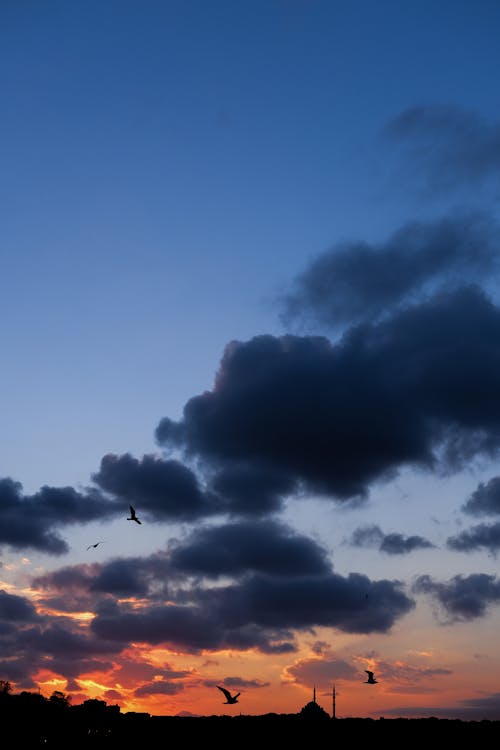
[299,686,330,720]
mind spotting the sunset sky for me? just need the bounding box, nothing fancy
[2,0,500,721]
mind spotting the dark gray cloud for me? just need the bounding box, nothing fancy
[31,534,415,654]
[446,522,500,555]
[156,286,500,502]
[349,524,435,555]
[6,244,500,555]
[91,599,296,654]
[0,657,38,687]
[32,554,174,602]
[199,573,414,633]
[0,590,40,622]
[91,570,413,652]
[168,519,331,577]
[350,525,385,548]
[134,681,184,697]
[30,565,110,613]
[90,558,167,596]
[380,533,435,555]
[383,105,500,194]
[0,477,120,555]
[280,213,499,329]
[34,517,332,602]
[92,453,221,521]
[1,518,414,682]
[462,476,500,516]
[210,463,296,516]
[0,604,122,684]
[413,573,500,622]
[16,622,121,659]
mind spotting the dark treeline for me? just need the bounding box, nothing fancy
[0,683,498,747]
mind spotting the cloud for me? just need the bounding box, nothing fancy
[33,519,331,602]
[349,525,385,548]
[32,555,174,602]
[103,689,123,703]
[92,453,221,521]
[205,676,269,689]
[16,621,121,659]
[0,589,40,622]
[3,527,413,684]
[31,521,414,657]
[91,599,297,654]
[0,477,120,555]
[112,659,192,687]
[364,657,452,685]
[0,601,122,684]
[413,573,500,622]
[168,519,332,577]
[6,254,500,558]
[90,570,413,653]
[134,681,185,697]
[210,463,296,516]
[383,105,500,194]
[280,213,500,330]
[349,525,434,555]
[379,534,434,555]
[284,655,358,688]
[446,522,500,555]
[156,286,500,502]
[462,476,500,516]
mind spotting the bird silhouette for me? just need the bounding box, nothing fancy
[127,505,141,524]
[216,686,240,704]
[86,541,106,550]
[364,670,378,684]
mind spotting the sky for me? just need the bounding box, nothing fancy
[2,0,500,721]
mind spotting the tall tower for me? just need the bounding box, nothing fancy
[332,683,336,719]
[313,685,316,704]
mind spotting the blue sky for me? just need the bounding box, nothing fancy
[2,0,500,720]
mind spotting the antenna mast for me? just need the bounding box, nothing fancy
[332,683,336,719]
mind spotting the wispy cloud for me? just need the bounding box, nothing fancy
[349,524,435,555]
[280,213,499,329]
[413,573,500,622]
[447,522,500,556]
[462,476,500,516]
[383,105,500,195]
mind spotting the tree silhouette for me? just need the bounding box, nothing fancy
[49,690,71,708]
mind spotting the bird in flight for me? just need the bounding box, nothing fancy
[216,686,240,704]
[364,670,378,684]
[127,505,141,524]
[86,541,106,550]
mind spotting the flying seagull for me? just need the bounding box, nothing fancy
[216,686,240,704]
[364,670,378,684]
[86,541,106,550]
[127,505,141,524]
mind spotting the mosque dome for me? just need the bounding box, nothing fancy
[298,687,330,720]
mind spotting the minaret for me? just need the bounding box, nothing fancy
[332,683,336,719]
